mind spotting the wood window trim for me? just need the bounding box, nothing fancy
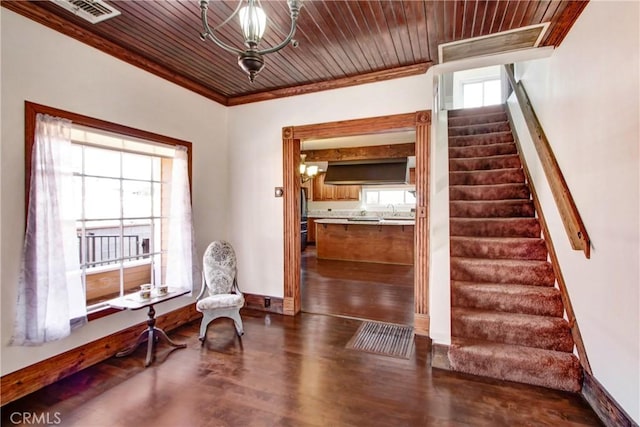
[24,101,193,321]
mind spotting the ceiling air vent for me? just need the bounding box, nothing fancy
[51,0,121,24]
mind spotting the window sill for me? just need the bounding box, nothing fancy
[87,306,123,322]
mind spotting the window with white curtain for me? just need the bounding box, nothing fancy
[70,128,178,310]
[14,103,195,346]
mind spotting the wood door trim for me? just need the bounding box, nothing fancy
[282,111,432,328]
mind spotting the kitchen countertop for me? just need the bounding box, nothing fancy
[315,218,415,226]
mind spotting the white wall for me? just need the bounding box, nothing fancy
[509,1,639,421]
[0,10,229,375]
[227,75,432,298]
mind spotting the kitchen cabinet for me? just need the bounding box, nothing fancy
[315,219,414,265]
[312,172,360,201]
[409,168,416,185]
[307,218,317,243]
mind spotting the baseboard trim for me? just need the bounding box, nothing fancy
[414,313,430,336]
[244,293,284,315]
[1,304,201,406]
[431,343,452,370]
[582,370,638,427]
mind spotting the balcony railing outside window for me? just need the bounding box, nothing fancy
[78,233,150,267]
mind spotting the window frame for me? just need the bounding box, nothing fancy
[24,101,192,321]
[461,77,502,108]
[361,185,416,210]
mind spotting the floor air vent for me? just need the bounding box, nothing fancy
[51,0,121,24]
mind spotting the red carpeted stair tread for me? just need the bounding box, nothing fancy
[450,236,547,260]
[449,143,517,158]
[448,105,506,117]
[451,307,573,352]
[450,200,535,218]
[448,111,508,127]
[446,105,579,392]
[449,121,511,137]
[451,281,563,316]
[448,338,582,392]
[449,131,514,147]
[449,154,522,171]
[450,257,556,286]
[449,168,525,185]
[450,218,541,238]
[450,183,530,201]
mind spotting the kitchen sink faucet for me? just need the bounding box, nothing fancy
[386,204,397,216]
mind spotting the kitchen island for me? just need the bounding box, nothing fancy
[315,218,415,265]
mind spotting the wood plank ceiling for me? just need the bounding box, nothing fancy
[2,1,588,106]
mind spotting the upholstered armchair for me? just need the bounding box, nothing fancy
[196,241,244,343]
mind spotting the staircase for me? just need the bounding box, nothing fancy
[446,105,582,392]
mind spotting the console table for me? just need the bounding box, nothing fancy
[109,288,190,366]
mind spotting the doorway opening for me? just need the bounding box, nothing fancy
[281,111,432,335]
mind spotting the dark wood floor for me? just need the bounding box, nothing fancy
[2,310,601,426]
[301,247,414,325]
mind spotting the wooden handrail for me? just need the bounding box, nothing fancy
[504,65,591,258]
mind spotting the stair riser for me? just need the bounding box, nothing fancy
[452,286,563,317]
[449,122,511,137]
[448,346,582,392]
[449,155,521,172]
[449,105,506,117]
[450,169,525,186]
[450,201,535,218]
[448,112,508,127]
[449,132,513,147]
[451,315,573,352]
[450,259,555,286]
[450,184,530,201]
[450,238,547,261]
[450,219,541,238]
[449,143,517,158]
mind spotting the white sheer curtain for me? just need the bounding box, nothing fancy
[165,145,196,293]
[12,114,87,346]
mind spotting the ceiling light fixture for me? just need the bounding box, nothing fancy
[199,0,303,83]
[299,154,318,183]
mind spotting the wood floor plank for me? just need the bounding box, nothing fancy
[301,247,414,325]
[1,310,600,426]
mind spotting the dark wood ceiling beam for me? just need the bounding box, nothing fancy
[303,143,415,162]
[542,1,589,46]
[228,62,430,106]
[1,1,230,105]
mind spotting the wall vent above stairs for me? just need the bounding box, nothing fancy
[439,23,549,63]
[51,0,121,24]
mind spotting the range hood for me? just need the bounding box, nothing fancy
[324,159,408,185]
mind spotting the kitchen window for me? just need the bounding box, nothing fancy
[362,186,416,209]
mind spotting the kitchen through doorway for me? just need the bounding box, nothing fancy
[282,111,431,336]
